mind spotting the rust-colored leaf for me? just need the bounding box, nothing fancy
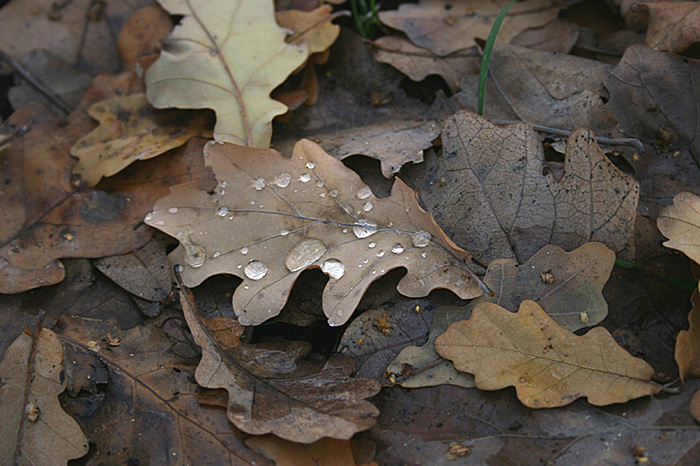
[179,281,381,443]
[435,300,660,408]
[0,322,88,464]
[146,140,483,327]
[246,435,377,466]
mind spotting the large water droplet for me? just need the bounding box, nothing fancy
[306,161,315,169]
[275,173,291,188]
[363,201,373,212]
[321,259,345,279]
[356,186,372,199]
[391,243,405,254]
[251,178,266,190]
[168,207,178,214]
[244,260,268,280]
[353,220,377,238]
[184,242,206,268]
[285,238,326,272]
[329,189,339,198]
[368,242,376,248]
[299,173,311,183]
[217,206,228,217]
[376,250,385,257]
[412,230,431,248]
[241,247,249,255]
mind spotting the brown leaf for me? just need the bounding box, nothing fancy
[70,93,212,186]
[658,191,700,269]
[147,140,483,326]
[691,390,700,423]
[676,291,700,381]
[277,4,341,56]
[386,242,616,388]
[117,5,173,72]
[511,20,579,53]
[403,110,639,266]
[146,0,309,147]
[56,313,267,465]
[0,324,88,464]
[378,0,563,56]
[246,435,377,466]
[371,36,480,93]
[633,2,700,53]
[435,300,660,408]
[179,282,381,443]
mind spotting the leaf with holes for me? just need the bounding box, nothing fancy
[146,0,308,147]
[146,140,484,326]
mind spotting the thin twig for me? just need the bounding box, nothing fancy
[0,50,72,115]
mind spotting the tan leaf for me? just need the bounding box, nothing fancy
[56,313,266,464]
[371,36,480,93]
[117,5,173,72]
[277,4,341,56]
[70,94,212,186]
[406,110,639,265]
[179,282,381,443]
[435,300,660,408]
[146,0,309,147]
[0,324,88,464]
[246,435,377,466]
[387,242,616,388]
[691,390,700,423]
[676,291,700,381]
[658,191,700,268]
[146,140,484,326]
[378,0,563,56]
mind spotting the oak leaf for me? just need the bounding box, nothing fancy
[386,242,616,388]
[246,435,377,466]
[146,140,484,326]
[435,300,660,408]
[675,291,700,381]
[276,4,340,56]
[70,94,212,186]
[629,2,700,54]
[0,324,88,464]
[146,0,309,147]
[658,191,700,270]
[179,282,382,443]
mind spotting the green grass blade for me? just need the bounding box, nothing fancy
[478,0,517,116]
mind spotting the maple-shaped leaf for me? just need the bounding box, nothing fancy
[178,281,381,443]
[145,0,309,147]
[435,300,660,408]
[146,140,484,326]
[0,322,88,464]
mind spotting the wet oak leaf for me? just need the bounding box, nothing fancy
[146,140,483,327]
[387,242,615,388]
[70,94,213,186]
[146,0,309,147]
[658,191,700,270]
[435,300,660,408]
[0,327,88,464]
[179,283,382,443]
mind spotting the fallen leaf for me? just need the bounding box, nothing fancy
[117,5,173,72]
[403,110,639,265]
[435,300,660,408]
[632,2,700,53]
[371,36,480,92]
[676,291,700,381]
[0,322,88,464]
[277,4,341,56]
[511,19,579,53]
[56,313,267,465]
[70,93,212,186]
[691,390,700,423]
[146,0,309,147]
[386,242,616,388]
[246,435,377,466]
[147,139,483,326]
[179,281,382,443]
[658,191,700,268]
[378,0,563,56]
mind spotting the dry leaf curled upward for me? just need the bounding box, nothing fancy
[435,300,660,408]
[146,0,309,148]
[658,191,700,268]
[146,140,483,327]
[179,283,381,443]
[0,327,88,464]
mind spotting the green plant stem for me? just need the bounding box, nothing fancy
[350,0,367,37]
[478,0,517,116]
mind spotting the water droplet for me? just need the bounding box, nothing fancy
[249,200,256,206]
[280,230,289,236]
[376,250,385,257]
[353,220,377,238]
[184,243,206,268]
[320,192,326,198]
[342,228,348,234]
[241,247,249,255]
[217,206,228,217]
[243,285,250,290]
[321,259,345,279]
[237,264,242,269]
[412,230,431,248]
[144,213,153,222]
[329,189,338,198]
[356,186,372,199]
[316,180,324,188]
[421,252,427,258]
[343,204,353,214]
[251,178,266,190]
[392,244,405,254]
[212,251,221,258]
[168,207,178,214]
[244,261,268,280]
[220,181,227,188]
[275,173,291,188]
[388,222,393,228]
[285,238,327,272]
[220,189,225,195]
[155,220,165,226]
[363,201,373,212]
[299,173,311,183]
[368,242,376,248]
[306,161,315,169]
[363,259,369,264]
[174,264,184,273]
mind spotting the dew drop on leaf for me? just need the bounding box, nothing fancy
[306,161,315,169]
[217,206,228,217]
[184,242,206,268]
[251,177,266,190]
[168,207,178,214]
[412,230,431,248]
[244,260,268,280]
[241,247,249,255]
[363,201,373,212]
[285,238,327,272]
[353,220,378,238]
[299,173,311,183]
[368,242,376,248]
[321,259,345,279]
[356,186,372,199]
[275,172,291,188]
[329,189,339,198]
[391,244,405,254]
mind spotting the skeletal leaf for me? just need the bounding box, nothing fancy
[179,282,381,443]
[0,325,88,464]
[146,0,308,147]
[658,191,700,269]
[435,300,660,408]
[146,140,483,326]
